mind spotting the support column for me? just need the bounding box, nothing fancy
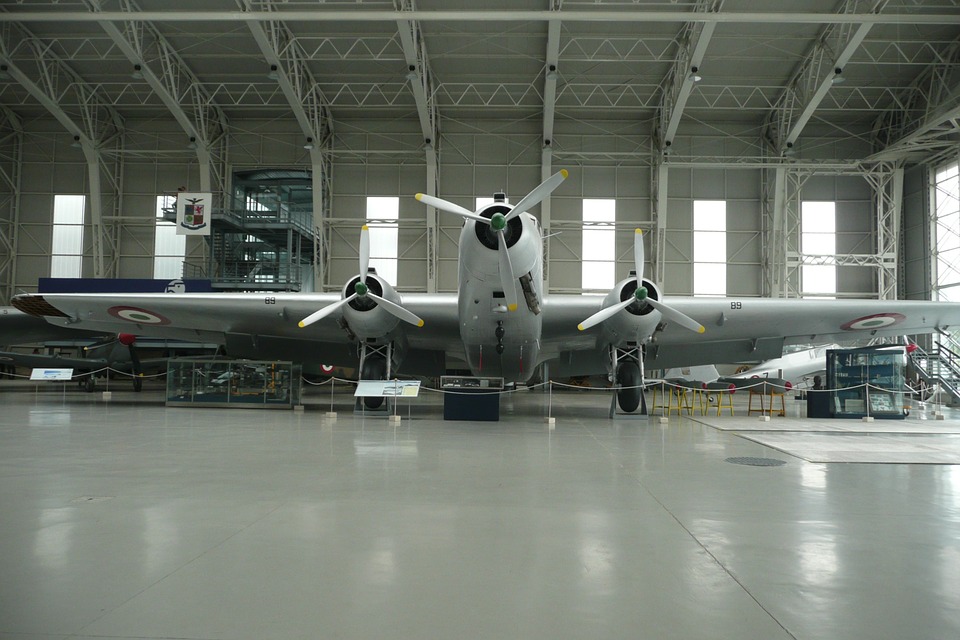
[651,159,669,284]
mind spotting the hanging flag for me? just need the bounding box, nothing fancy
[176,192,212,235]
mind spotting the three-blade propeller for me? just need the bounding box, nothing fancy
[298,225,424,329]
[577,229,705,334]
[417,169,568,312]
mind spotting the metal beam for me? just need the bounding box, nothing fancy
[1,11,957,25]
[242,1,334,292]
[766,0,887,154]
[0,105,20,304]
[870,37,960,162]
[85,0,229,203]
[0,20,124,279]
[658,1,722,149]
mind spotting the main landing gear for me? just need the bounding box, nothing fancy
[610,344,646,415]
[357,342,392,410]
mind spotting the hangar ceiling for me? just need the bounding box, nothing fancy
[0,0,958,165]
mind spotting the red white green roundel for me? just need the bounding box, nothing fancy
[108,306,171,325]
[840,312,905,331]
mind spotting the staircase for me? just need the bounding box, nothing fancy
[909,342,960,406]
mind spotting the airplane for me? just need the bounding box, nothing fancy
[0,333,207,392]
[11,170,960,413]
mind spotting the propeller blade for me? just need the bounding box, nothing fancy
[359,224,370,278]
[494,229,519,311]
[415,193,489,224]
[505,169,568,220]
[298,294,357,328]
[367,292,425,327]
[646,298,705,334]
[84,336,118,352]
[577,297,634,331]
[634,228,645,282]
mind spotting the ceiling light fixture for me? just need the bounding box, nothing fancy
[267,64,279,81]
[131,64,143,80]
[187,136,197,150]
[303,137,314,150]
[0,64,10,80]
[70,135,82,149]
[688,66,702,83]
[831,68,845,85]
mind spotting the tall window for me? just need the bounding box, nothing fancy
[154,195,186,279]
[51,195,85,278]
[934,161,960,301]
[801,201,837,298]
[582,199,616,293]
[693,200,726,296]
[366,196,399,284]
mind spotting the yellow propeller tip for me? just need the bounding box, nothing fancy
[297,321,306,328]
[560,169,569,179]
[415,193,424,201]
[697,326,705,334]
[635,228,643,235]
[361,224,369,231]
[507,303,518,312]
[577,324,585,331]
[417,320,424,328]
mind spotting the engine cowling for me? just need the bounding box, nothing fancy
[340,272,403,341]
[597,276,663,343]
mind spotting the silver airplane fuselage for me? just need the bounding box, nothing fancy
[457,205,543,382]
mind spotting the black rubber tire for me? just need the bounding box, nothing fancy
[133,377,143,392]
[83,377,96,393]
[616,361,641,413]
[361,356,387,409]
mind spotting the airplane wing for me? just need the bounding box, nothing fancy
[12,291,960,378]
[0,306,105,346]
[0,350,110,372]
[543,295,960,373]
[10,292,464,372]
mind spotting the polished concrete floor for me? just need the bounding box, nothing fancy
[2,381,960,640]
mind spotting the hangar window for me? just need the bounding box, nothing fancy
[50,194,86,278]
[693,200,726,296]
[934,161,960,301]
[366,196,399,284]
[154,195,186,279]
[801,201,837,298]
[582,199,616,293]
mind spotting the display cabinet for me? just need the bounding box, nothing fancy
[166,359,300,408]
[440,376,504,421]
[825,347,907,419]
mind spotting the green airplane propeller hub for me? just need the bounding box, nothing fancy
[634,286,648,301]
[490,212,507,231]
[355,281,368,296]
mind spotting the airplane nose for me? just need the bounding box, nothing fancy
[118,333,136,346]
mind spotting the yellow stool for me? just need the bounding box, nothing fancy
[650,382,669,415]
[705,382,736,416]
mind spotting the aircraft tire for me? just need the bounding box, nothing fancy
[133,377,143,392]
[361,356,387,409]
[616,361,641,413]
[83,376,96,393]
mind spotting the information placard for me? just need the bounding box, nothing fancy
[30,368,74,381]
[354,380,421,398]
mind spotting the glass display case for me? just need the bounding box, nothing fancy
[166,359,300,408]
[826,347,907,419]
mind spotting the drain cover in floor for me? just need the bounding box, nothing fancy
[725,456,787,467]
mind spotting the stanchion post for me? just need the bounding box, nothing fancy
[325,376,338,420]
[544,380,555,426]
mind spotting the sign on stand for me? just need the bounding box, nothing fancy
[354,380,421,398]
[30,368,73,381]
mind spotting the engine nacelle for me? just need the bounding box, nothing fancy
[340,272,402,341]
[599,276,663,343]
